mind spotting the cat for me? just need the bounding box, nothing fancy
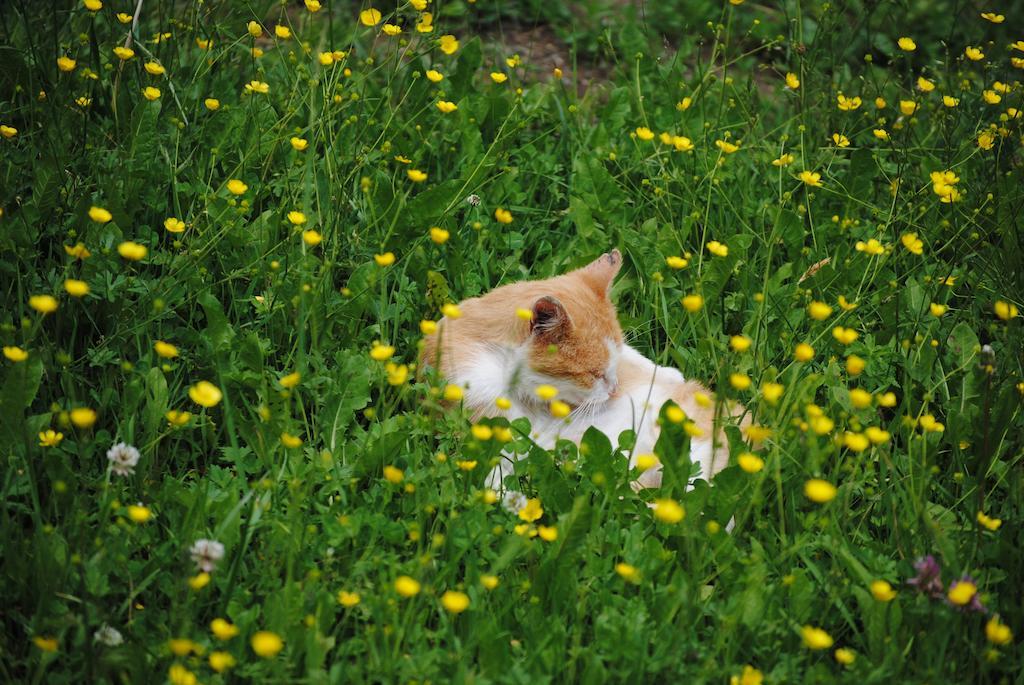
[419,249,747,493]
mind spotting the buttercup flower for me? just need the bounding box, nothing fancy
[653,498,685,524]
[804,479,837,503]
[798,170,823,187]
[38,429,63,447]
[251,631,283,658]
[801,626,834,650]
[518,498,543,522]
[440,590,470,613]
[785,72,800,89]
[189,381,223,408]
[985,617,1013,645]
[439,34,459,55]
[947,577,984,611]
[394,575,421,597]
[360,8,382,26]
[494,208,513,224]
[870,580,897,602]
[70,407,97,428]
[897,37,916,51]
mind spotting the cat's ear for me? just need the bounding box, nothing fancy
[530,296,570,340]
[578,249,622,297]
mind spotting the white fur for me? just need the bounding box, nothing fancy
[451,343,721,492]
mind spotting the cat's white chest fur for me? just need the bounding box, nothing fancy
[453,344,714,491]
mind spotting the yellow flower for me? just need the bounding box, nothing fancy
[676,97,692,110]
[760,382,783,404]
[807,301,832,320]
[980,12,1004,23]
[901,232,924,255]
[154,340,179,358]
[439,34,459,55]
[877,391,897,407]
[302,229,322,246]
[519,498,544,522]
[436,100,458,113]
[834,648,856,665]
[849,388,872,409]
[337,591,361,607]
[794,342,814,362]
[832,326,858,345]
[534,384,559,401]
[615,563,640,582]
[985,617,1013,645]
[964,46,984,61]
[635,126,655,141]
[994,300,1018,320]
[495,397,511,410]
[919,414,945,433]
[771,153,795,167]
[166,410,192,427]
[653,498,685,524]
[89,206,112,223]
[480,574,500,590]
[305,0,321,12]
[127,504,152,523]
[247,20,263,37]
[929,302,948,317]
[442,384,464,402]
[251,631,283,658]
[57,56,77,72]
[204,98,221,110]
[318,52,334,66]
[4,346,28,362]
[441,590,470,613]
[62,279,88,297]
[209,651,236,673]
[785,72,800,89]
[420,319,437,335]
[290,136,308,151]
[729,373,751,391]
[947,581,977,606]
[369,343,395,361]
[804,479,837,503]
[897,36,916,51]
[395,575,421,597]
[899,99,917,116]
[681,294,703,313]
[832,133,850,148]
[550,400,571,418]
[798,170,822,187]
[163,217,185,234]
[428,227,449,244]
[426,69,443,82]
[117,241,148,260]
[729,335,752,353]
[1,124,17,138]
[142,86,161,101]
[707,240,728,257]
[359,8,382,26]
[864,426,890,445]
[715,139,739,153]
[976,511,1002,531]
[189,381,223,408]
[416,13,434,33]
[29,294,58,314]
[870,580,897,602]
[471,424,493,441]
[494,208,513,224]
[280,432,303,448]
[855,238,885,255]
[917,76,935,92]
[83,0,102,9]
[33,636,58,652]
[837,94,862,111]
[982,89,1001,105]
[144,62,166,76]
[873,129,889,141]
[737,453,764,473]
[287,211,307,225]
[490,72,508,83]
[274,24,291,39]
[977,131,995,151]
[407,168,427,182]
[385,362,408,386]
[188,572,210,590]
[383,465,404,483]
[113,46,135,60]
[38,429,63,447]
[380,23,401,35]
[801,625,834,650]
[942,95,959,107]
[70,407,97,428]
[538,525,558,541]
[245,80,270,94]
[666,135,691,152]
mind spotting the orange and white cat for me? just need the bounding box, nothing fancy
[420,250,746,492]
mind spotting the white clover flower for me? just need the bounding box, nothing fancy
[501,490,528,515]
[93,623,123,646]
[106,442,141,476]
[465,194,481,206]
[190,538,225,572]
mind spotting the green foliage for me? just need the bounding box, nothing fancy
[0,0,1022,683]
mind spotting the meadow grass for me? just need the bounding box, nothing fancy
[1,0,1022,682]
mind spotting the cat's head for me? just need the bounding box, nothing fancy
[517,250,625,406]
